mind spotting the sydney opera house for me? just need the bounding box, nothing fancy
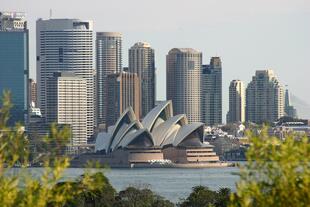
[72,101,228,168]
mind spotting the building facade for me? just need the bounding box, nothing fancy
[284,89,297,118]
[28,79,37,107]
[246,70,285,123]
[96,32,122,128]
[0,12,28,125]
[201,57,222,126]
[36,18,95,140]
[46,72,87,146]
[129,42,155,117]
[166,48,202,123]
[106,72,140,127]
[227,80,245,123]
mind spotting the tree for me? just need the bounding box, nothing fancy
[0,90,106,207]
[229,127,310,207]
[63,172,117,207]
[115,186,174,207]
[179,186,231,207]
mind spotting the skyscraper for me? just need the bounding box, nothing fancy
[106,72,140,127]
[129,42,155,117]
[227,80,245,123]
[201,57,222,126]
[0,12,28,125]
[96,32,122,128]
[166,48,202,123]
[246,70,285,123]
[284,89,297,118]
[28,79,37,107]
[36,18,95,140]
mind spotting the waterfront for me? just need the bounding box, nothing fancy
[62,167,240,203]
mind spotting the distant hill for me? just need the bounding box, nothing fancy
[291,94,310,119]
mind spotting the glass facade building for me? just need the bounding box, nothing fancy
[0,31,29,125]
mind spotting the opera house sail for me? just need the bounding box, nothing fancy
[72,101,228,168]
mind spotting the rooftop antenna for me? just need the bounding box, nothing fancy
[49,9,52,19]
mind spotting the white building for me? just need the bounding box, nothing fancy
[36,18,95,140]
[46,72,87,146]
[227,80,245,123]
[246,70,285,123]
[166,48,202,123]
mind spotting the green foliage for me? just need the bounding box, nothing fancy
[179,186,231,207]
[115,186,174,207]
[230,127,310,207]
[63,172,116,207]
[0,90,107,207]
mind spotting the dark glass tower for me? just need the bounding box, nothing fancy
[201,57,222,126]
[0,12,28,125]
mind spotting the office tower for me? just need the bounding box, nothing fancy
[28,79,37,106]
[201,57,222,126]
[227,80,245,123]
[166,48,202,123]
[46,72,87,146]
[0,12,28,125]
[96,32,122,128]
[106,72,140,127]
[36,18,95,140]
[246,70,285,123]
[129,42,155,117]
[284,89,297,118]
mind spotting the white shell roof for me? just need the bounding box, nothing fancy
[118,128,154,149]
[172,123,204,147]
[110,121,142,151]
[152,114,187,146]
[108,107,137,150]
[95,101,205,153]
[142,100,173,132]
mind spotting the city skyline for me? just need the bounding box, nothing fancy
[2,0,310,119]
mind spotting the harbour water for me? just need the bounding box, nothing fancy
[61,167,240,203]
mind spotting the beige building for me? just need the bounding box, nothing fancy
[246,70,285,123]
[46,72,87,146]
[129,42,155,117]
[106,72,141,127]
[227,80,245,123]
[166,48,202,123]
[96,32,122,128]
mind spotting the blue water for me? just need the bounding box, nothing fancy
[61,167,240,203]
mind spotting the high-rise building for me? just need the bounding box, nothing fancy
[129,42,155,117]
[166,48,202,123]
[46,72,87,146]
[246,70,285,123]
[284,89,297,118]
[0,12,28,125]
[201,57,222,126]
[36,18,95,140]
[106,72,140,127]
[0,12,29,125]
[227,80,245,123]
[96,32,122,128]
[28,79,37,107]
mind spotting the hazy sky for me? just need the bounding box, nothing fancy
[3,0,310,119]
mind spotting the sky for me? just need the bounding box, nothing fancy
[3,0,310,119]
